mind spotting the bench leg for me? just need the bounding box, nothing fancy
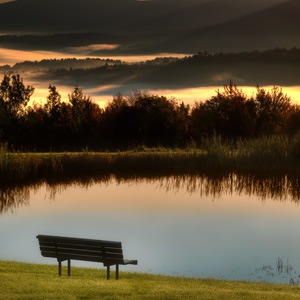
[68,259,71,276]
[107,266,110,280]
[116,264,119,280]
[58,261,62,276]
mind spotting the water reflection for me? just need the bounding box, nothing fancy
[153,173,300,202]
[2,171,300,284]
[1,172,300,214]
[0,186,30,214]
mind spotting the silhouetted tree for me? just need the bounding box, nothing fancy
[191,82,256,139]
[68,86,102,143]
[128,91,186,146]
[1,73,300,151]
[24,103,48,150]
[175,102,191,146]
[0,74,34,117]
[255,86,292,135]
[43,85,73,149]
[45,85,62,118]
[101,91,190,148]
[0,74,34,145]
[287,105,300,135]
[101,93,139,147]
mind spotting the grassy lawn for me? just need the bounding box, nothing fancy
[1,261,300,300]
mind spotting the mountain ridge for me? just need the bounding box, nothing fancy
[158,0,300,53]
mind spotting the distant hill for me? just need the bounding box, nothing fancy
[0,58,121,71]
[163,0,300,53]
[2,48,298,93]
[130,0,288,33]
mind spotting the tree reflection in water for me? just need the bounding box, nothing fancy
[1,172,300,214]
[156,173,300,202]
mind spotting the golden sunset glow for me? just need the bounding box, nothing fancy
[0,48,85,65]
[29,85,300,109]
[0,47,191,66]
[147,86,300,105]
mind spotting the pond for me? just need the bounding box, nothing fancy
[1,173,300,284]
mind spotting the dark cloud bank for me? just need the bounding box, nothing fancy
[0,0,297,55]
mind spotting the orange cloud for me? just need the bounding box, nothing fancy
[67,44,120,55]
[0,47,191,66]
[0,48,87,66]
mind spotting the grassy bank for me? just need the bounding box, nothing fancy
[1,261,300,300]
[1,134,300,184]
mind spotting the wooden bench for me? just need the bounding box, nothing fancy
[36,235,138,279]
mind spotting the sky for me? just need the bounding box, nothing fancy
[0,0,299,106]
[0,0,289,34]
[0,0,295,61]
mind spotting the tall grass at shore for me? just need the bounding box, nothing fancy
[1,260,300,300]
[0,143,63,183]
[234,135,300,172]
[1,134,300,184]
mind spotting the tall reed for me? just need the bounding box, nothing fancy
[1,134,300,184]
[0,145,63,183]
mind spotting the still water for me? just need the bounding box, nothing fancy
[1,174,300,284]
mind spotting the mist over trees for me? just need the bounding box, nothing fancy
[0,74,299,151]
[1,48,298,91]
[0,58,121,73]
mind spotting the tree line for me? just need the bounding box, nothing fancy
[24,47,300,90]
[0,74,299,151]
[0,58,121,73]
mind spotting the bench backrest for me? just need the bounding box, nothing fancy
[36,235,125,265]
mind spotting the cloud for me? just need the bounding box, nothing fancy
[0,46,191,66]
[211,73,244,84]
[67,44,120,55]
[0,0,15,4]
[0,48,87,66]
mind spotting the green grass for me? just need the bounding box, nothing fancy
[1,261,300,300]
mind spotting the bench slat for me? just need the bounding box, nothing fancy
[41,251,124,264]
[40,246,124,259]
[37,235,121,248]
[39,241,123,253]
